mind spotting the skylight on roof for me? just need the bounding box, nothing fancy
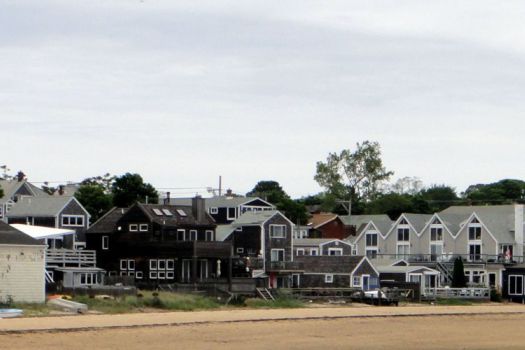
[153,208,163,216]
[162,209,173,216]
[176,209,187,217]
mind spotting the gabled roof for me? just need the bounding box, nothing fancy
[345,215,393,236]
[0,180,48,203]
[215,224,236,241]
[137,203,216,227]
[0,221,41,245]
[11,224,75,240]
[166,196,275,209]
[440,205,519,243]
[295,255,365,273]
[376,265,439,274]
[307,213,339,229]
[232,210,287,226]
[403,213,433,233]
[294,238,352,247]
[87,207,129,234]
[6,196,86,217]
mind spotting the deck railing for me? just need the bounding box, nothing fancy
[371,253,523,265]
[46,249,97,268]
[423,287,490,299]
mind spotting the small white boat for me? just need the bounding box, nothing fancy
[0,309,23,318]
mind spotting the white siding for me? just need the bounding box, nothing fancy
[0,245,45,303]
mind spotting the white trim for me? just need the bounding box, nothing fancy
[209,207,218,214]
[350,256,380,276]
[269,224,286,238]
[102,236,109,250]
[328,247,343,256]
[325,274,334,283]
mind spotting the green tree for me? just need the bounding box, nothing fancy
[451,257,467,288]
[81,173,115,193]
[314,141,394,207]
[75,183,113,222]
[246,180,288,204]
[112,173,158,207]
[419,185,460,212]
[464,179,525,204]
[366,193,415,219]
[247,180,308,224]
[0,185,3,199]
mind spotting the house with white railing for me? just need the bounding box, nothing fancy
[347,204,525,291]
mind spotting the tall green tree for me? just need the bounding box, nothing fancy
[419,185,460,212]
[246,180,308,224]
[246,180,288,204]
[314,141,394,208]
[75,183,113,222]
[112,173,158,207]
[464,179,525,204]
[366,193,415,219]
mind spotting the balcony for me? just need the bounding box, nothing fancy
[268,261,304,272]
[46,249,97,268]
[370,253,523,265]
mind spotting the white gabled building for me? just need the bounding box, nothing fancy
[0,221,46,303]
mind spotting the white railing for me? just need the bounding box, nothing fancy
[423,287,490,299]
[46,249,97,268]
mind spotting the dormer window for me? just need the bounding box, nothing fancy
[210,207,218,214]
[129,224,138,232]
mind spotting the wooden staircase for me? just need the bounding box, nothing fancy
[256,288,275,301]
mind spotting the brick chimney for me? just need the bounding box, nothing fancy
[192,196,206,223]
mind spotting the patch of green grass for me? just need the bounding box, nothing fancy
[72,291,221,314]
[434,298,485,306]
[245,296,304,309]
[8,303,51,317]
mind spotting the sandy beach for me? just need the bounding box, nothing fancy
[1,304,525,349]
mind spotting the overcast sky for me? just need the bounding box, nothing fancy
[1,0,524,198]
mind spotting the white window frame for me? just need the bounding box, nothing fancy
[236,247,244,254]
[149,271,158,279]
[328,248,343,256]
[129,224,138,232]
[205,230,214,241]
[365,232,378,247]
[158,259,166,270]
[270,225,286,238]
[210,207,218,214]
[310,248,319,256]
[149,259,158,270]
[352,247,357,256]
[166,271,175,279]
[296,248,305,256]
[227,207,237,220]
[102,236,109,250]
[139,224,149,232]
[62,215,85,227]
[120,259,127,270]
[430,226,443,242]
[365,248,378,259]
[165,259,173,270]
[396,243,410,257]
[270,248,285,262]
[135,271,143,279]
[352,276,361,287]
[509,275,524,295]
[177,229,185,241]
[325,274,334,283]
[468,224,482,241]
[397,227,410,242]
[190,230,197,241]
